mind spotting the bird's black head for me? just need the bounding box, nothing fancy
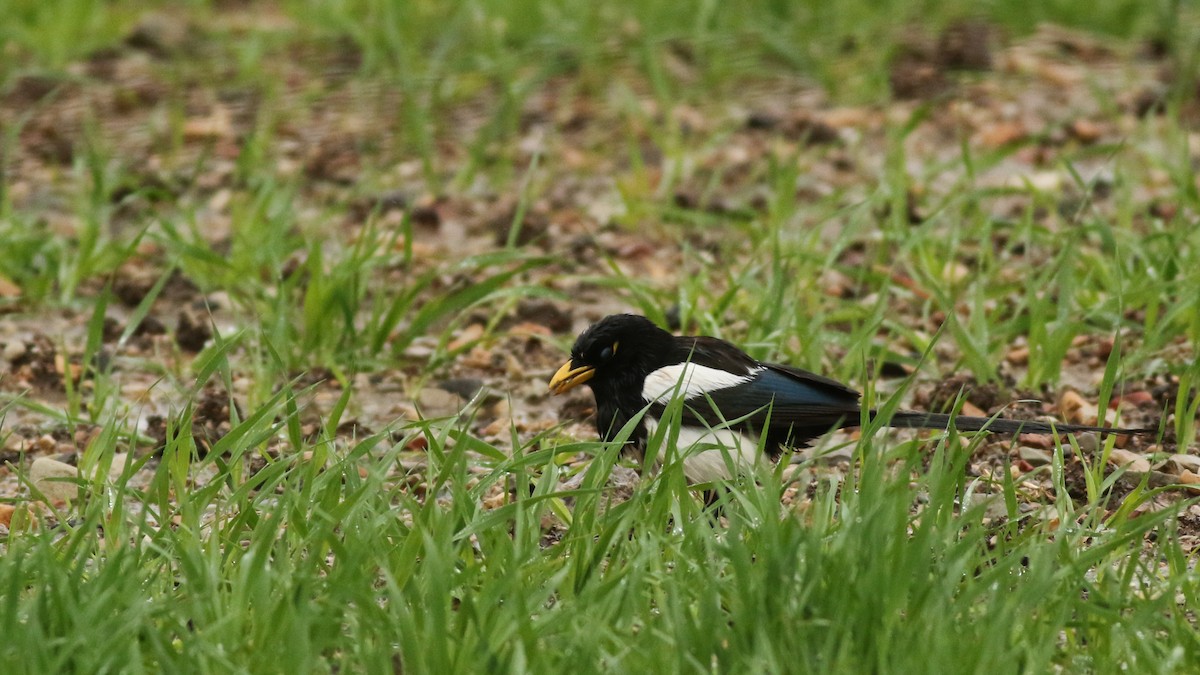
[548,314,675,397]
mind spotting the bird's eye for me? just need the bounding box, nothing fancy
[599,342,617,361]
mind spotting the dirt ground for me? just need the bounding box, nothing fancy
[1,14,1197,538]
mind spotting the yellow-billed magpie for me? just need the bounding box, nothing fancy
[549,314,1143,482]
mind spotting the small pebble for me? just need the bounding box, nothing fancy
[414,388,463,417]
[1076,433,1099,454]
[1167,453,1200,474]
[1106,448,1150,473]
[3,340,25,362]
[30,457,79,503]
[1018,446,1054,466]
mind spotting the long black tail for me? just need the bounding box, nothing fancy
[884,410,1145,436]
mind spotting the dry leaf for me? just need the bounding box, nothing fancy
[960,401,988,418]
[979,121,1028,148]
[0,274,20,298]
[448,323,485,351]
[1067,119,1103,144]
[183,105,233,141]
[508,321,552,337]
[1006,346,1030,365]
[0,503,36,530]
[1111,390,1154,409]
[1057,389,1098,426]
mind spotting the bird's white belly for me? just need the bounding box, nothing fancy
[643,418,767,483]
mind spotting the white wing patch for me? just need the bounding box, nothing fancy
[641,363,763,404]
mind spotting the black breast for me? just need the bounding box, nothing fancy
[591,383,651,461]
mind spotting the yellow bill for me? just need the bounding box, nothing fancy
[548,360,594,395]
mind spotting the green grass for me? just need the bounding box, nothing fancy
[3,0,1200,672]
[3,403,1198,672]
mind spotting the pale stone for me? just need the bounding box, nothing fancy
[30,457,79,503]
[1106,448,1150,473]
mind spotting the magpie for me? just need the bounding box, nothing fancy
[549,313,1143,483]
